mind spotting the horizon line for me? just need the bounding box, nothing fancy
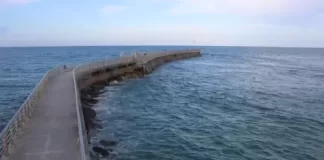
[0,44,323,49]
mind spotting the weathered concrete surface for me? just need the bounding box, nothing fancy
[4,71,79,160]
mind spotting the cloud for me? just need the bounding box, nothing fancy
[101,5,127,14]
[0,0,34,5]
[168,0,324,15]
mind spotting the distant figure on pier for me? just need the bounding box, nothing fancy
[132,52,139,62]
[63,65,67,69]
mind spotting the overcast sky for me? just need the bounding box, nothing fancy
[0,0,324,47]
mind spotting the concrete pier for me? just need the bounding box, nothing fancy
[0,49,201,160]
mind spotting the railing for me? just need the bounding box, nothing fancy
[0,66,67,157]
[135,49,201,63]
[72,69,90,160]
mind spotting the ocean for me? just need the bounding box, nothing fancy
[0,46,324,160]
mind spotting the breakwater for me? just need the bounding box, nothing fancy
[77,50,201,158]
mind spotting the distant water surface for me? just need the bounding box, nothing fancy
[1,46,324,160]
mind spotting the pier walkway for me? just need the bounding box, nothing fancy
[4,71,79,160]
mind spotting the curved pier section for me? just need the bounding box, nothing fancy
[0,49,201,160]
[77,50,201,90]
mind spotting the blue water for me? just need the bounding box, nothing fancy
[1,46,324,160]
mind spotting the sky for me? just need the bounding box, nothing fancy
[0,0,324,47]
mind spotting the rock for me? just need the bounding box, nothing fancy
[96,123,103,129]
[88,128,97,137]
[85,98,98,104]
[85,119,96,131]
[93,146,110,157]
[125,73,136,79]
[93,84,103,88]
[121,75,128,80]
[83,87,101,98]
[100,140,118,146]
[80,93,91,99]
[133,71,144,78]
[86,92,100,99]
[132,73,139,79]
[81,103,91,109]
[94,80,108,87]
[107,148,113,152]
[116,76,123,81]
[83,107,97,132]
[83,107,96,119]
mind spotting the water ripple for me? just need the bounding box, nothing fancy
[93,47,324,160]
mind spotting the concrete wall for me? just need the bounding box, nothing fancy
[141,51,201,74]
[78,65,137,89]
[78,50,201,89]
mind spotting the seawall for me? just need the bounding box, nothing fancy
[78,50,201,89]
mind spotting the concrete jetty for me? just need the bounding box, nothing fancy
[0,49,201,160]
